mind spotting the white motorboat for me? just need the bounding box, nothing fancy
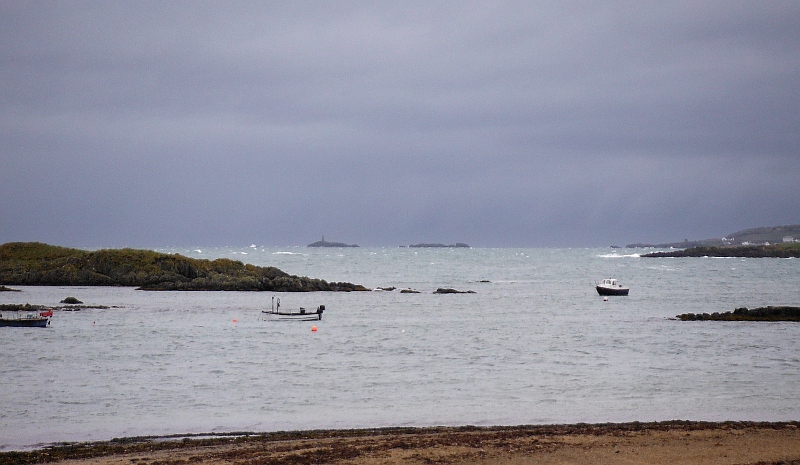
[596,278,629,296]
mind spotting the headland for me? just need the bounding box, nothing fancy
[642,243,800,258]
[0,242,368,292]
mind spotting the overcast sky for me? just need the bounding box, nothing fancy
[2,1,798,248]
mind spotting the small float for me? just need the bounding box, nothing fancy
[595,278,629,296]
[261,297,325,321]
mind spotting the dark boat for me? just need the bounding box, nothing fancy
[596,278,629,296]
[261,297,325,321]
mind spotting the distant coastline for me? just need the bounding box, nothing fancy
[642,243,800,258]
[627,224,800,248]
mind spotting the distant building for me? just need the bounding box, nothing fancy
[784,236,797,243]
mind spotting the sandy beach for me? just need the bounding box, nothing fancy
[4,422,799,465]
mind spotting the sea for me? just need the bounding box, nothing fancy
[2,246,799,450]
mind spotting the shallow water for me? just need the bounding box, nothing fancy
[2,247,799,450]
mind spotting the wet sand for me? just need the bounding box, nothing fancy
[4,421,799,465]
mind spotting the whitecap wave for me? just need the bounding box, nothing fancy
[598,253,641,258]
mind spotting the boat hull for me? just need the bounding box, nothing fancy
[0,318,49,327]
[261,311,322,321]
[596,286,629,296]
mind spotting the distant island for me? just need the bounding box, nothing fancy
[642,243,800,258]
[408,243,470,248]
[627,224,800,248]
[307,236,358,247]
[0,242,368,292]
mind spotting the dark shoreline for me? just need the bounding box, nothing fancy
[642,243,800,258]
[3,420,798,459]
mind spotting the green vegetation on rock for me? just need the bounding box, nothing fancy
[0,242,368,292]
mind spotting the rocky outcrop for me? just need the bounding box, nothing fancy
[434,288,476,294]
[643,244,800,258]
[0,242,369,292]
[676,306,800,321]
[307,237,358,247]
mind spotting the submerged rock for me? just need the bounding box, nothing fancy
[434,288,476,294]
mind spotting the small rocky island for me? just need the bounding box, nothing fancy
[0,242,368,292]
[676,306,800,321]
[307,236,358,247]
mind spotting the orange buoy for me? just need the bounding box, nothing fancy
[232,319,238,323]
[311,326,318,332]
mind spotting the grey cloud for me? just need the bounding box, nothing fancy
[1,1,798,247]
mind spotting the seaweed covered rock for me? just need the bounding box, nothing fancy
[677,306,800,321]
[434,288,476,294]
[644,244,800,258]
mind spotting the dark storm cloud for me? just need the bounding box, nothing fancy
[1,1,798,247]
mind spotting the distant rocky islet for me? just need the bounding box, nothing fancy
[307,238,470,248]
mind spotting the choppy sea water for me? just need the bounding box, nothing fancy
[2,247,799,450]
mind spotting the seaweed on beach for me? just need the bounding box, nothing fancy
[2,422,798,465]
